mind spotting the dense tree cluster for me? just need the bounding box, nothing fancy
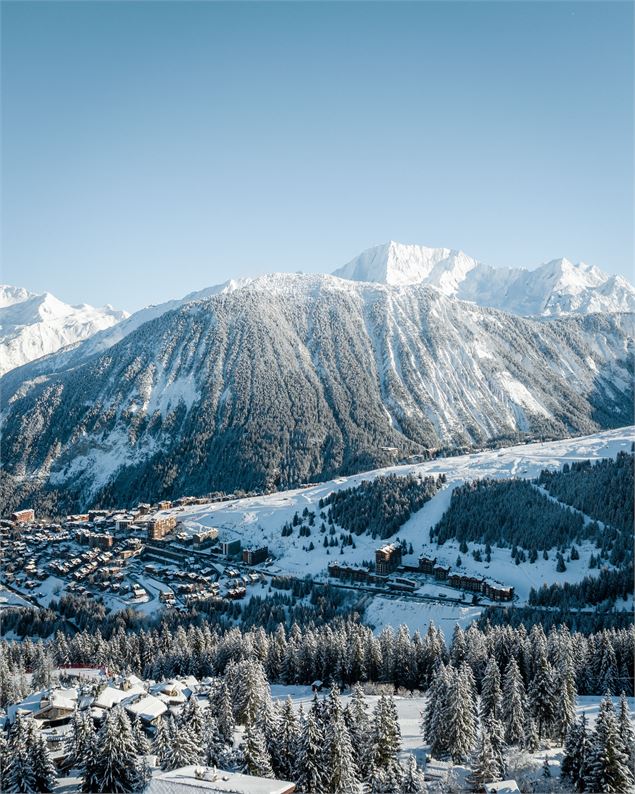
[538,452,634,534]
[529,566,634,610]
[432,478,591,550]
[1,619,632,710]
[321,473,444,539]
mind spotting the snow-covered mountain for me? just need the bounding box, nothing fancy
[0,285,128,376]
[1,273,632,513]
[333,241,635,316]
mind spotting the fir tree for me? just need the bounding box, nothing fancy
[277,697,299,781]
[561,714,591,791]
[400,754,425,793]
[528,651,557,739]
[371,695,403,791]
[27,722,57,793]
[617,692,635,766]
[6,717,37,794]
[468,726,501,790]
[345,685,371,777]
[324,686,360,793]
[83,706,144,793]
[163,723,201,771]
[243,722,274,779]
[444,666,477,763]
[480,657,502,721]
[501,657,526,745]
[585,694,634,793]
[295,707,327,794]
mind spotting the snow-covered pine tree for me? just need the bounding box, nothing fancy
[277,696,299,781]
[617,691,635,766]
[152,717,171,769]
[370,695,403,791]
[324,685,361,794]
[162,722,202,771]
[5,717,36,794]
[26,721,57,793]
[522,712,539,753]
[295,705,327,794]
[215,681,236,745]
[422,662,450,757]
[345,685,371,777]
[444,666,477,763]
[528,651,557,739]
[480,657,502,721]
[180,695,205,746]
[554,658,578,742]
[0,730,8,791]
[400,754,425,793]
[467,726,501,790]
[482,714,506,780]
[202,713,224,768]
[585,694,635,793]
[254,696,281,774]
[501,657,526,745]
[561,713,590,790]
[130,716,151,757]
[243,722,274,779]
[83,706,144,792]
[542,755,551,778]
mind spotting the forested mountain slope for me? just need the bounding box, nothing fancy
[1,275,633,512]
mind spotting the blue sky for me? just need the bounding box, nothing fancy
[2,1,633,311]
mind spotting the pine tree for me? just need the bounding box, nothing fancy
[480,658,502,721]
[295,707,327,794]
[617,692,635,767]
[585,694,634,793]
[152,717,171,769]
[0,731,9,792]
[89,706,145,792]
[163,723,201,771]
[543,755,551,778]
[400,754,425,793]
[180,696,205,746]
[243,722,274,779]
[468,726,501,790]
[444,666,477,763]
[214,681,236,745]
[6,717,37,794]
[422,663,450,757]
[555,658,578,742]
[345,685,371,777]
[523,712,539,753]
[202,713,225,768]
[324,686,360,793]
[27,722,57,793]
[501,657,526,745]
[370,695,403,791]
[561,714,590,791]
[528,651,557,739]
[277,697,299,781]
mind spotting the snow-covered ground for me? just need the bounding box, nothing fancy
[165,427,633,603]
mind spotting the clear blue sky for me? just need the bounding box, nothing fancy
[2,1,633,311]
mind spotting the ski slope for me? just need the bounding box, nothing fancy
[167,427,634,608]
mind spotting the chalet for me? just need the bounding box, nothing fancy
[11,509,35,524]
[483,582,514,602]
[375,543,402,575]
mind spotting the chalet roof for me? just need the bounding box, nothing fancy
[147,766,295,794]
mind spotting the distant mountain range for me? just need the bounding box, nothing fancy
[333,241,635,316]
[1,271,632,513]
[0,285,128,376]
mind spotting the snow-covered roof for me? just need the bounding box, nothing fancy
[147,766,295,794]
[93,684,145,709]
[486,781,520,794]
[124,694,168,722]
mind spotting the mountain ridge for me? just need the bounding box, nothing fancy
[1,274,632,513]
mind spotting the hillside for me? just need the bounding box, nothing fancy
[1,275,633,512]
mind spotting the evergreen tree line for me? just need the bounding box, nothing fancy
[538,451,634,534]
[320,473,444,539]
[433,478,598,550]
[2,620,633,714]
[423,649,635,793]
[477,605,634,634]
[528,565,634,610]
